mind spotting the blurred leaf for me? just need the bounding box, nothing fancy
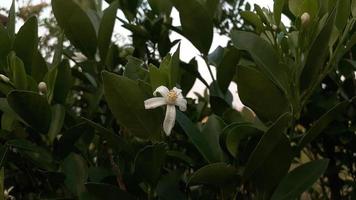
[352,0,356,16]
[7,139,55,171]
[335,0,350,31]
[288,0,318,19]
[53,60,72,104]
[224,123,263,158]
[13,16,38,74]
[62,153,88,196]
[0,145,8,168]
[9,53,27,90]
[118,0,142,21]
[236,65,289,122]
[274,0,285,25]
[298,100,348,148]
[124,56,149,81]
[240,11,264,33]
[231,31,288,93]
[156,171,186,200]
[31,51,48,82]
[98,1,118,60]
[7,0,15,40]
[244,113,291,180]
[48,104,65,143]
[85,183,135,200]
[188,163,237,186]
[176,111,223,163]
[271,159,329,200]
[134,143,166,186]
[52,0,97,58]
[102,71,162,140]
[300,10,336,92]
[0,25,11,59]
[7,90,51,134]
[170,0,213,54]
[148,0,172,14]
[217,47,240,93]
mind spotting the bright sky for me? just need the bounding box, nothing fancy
[0,0,276,109]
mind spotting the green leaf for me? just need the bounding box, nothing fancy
[170,0,213,54]
[298,101,348,148]
[231,31,288,93]
[0,25,11,59]
[48,104,65,143]
[352,0,356,17]
[217,47,240,93]
[288,0,319,19]
[148,0,173,14]
[134,143,166,186]
[9,53,27,90]
[224,123,263,158]
[7,139,55,170]
[200,115,225,161]
[243,113,291,180]
[118,0,142,21]
[7,0,15,40]
[271,159,329,200]
[236,65,289,122]
[98,1,118,60]
[240,11,264,33]
[31,51,48,82]
[13,16,38,74]
[188,163,237,186]
[156,171,186,200]
[300,10,336,92]
[123,56,149,81]
[52,0,97,58]
[53,60,72,103]
[335,0,350,31]
[176,111,223,163]
[274,0,285,25]
[85,183,135,200]
[62,153,88,196]
[102,71,162,140]
[7,90,51,134]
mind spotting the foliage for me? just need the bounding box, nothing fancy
[0,0,355,199]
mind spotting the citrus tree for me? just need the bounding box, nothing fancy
[0,0,355,199]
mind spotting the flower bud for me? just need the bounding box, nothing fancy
[301,12,310,26]
[38,81,47,95]
[0,74,10,83]
[272,25,278,31]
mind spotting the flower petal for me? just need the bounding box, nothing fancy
[144,97,166,109]
[163,105,176,136]
[173,87,182,95]
[175,98,187,111]
[153,86,169,97]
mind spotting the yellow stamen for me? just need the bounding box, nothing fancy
[166,90,178,104]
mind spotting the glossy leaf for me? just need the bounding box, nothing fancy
[48,104,65,143]
[335,0,350,31]
[170,0,213,54]
[7,90,51,134]
[98,1,118,60]
[52,0,97,58]
[123,56,149,81]
[300,10,336,92]
[102,71,162,140]
[231,31,288,93]
[271,159,329,200]
[188,163,237,186]
[13,16,38,74]
[217,47,240,93]
[274,0,285,25]
[9,53,27,90]
[240,11,264,33]
[62,153,88,196]
[244,113,291,180]
[236,65,289,122]
[176,111,223,163]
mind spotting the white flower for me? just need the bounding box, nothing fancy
[4,186,15,200]
[144,86,187,136]
[73,52,87,63]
